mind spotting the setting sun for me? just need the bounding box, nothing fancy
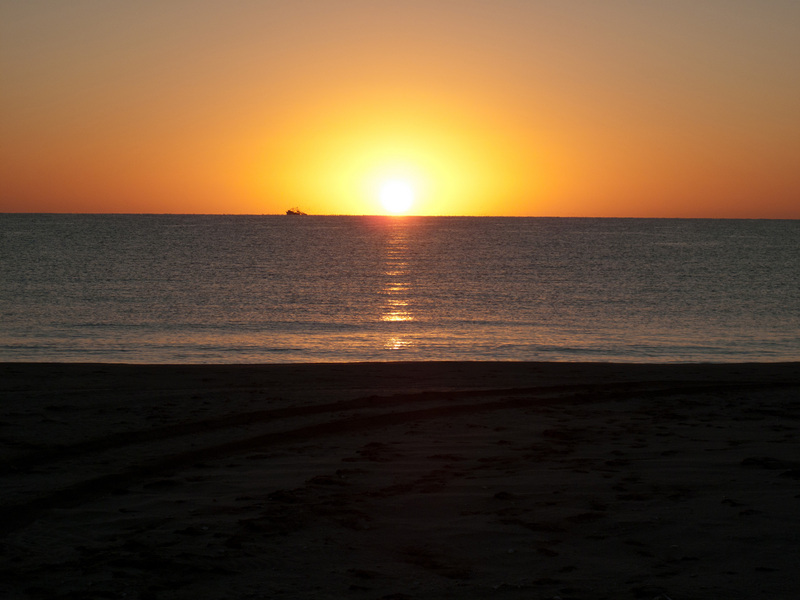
[379,179,415,214]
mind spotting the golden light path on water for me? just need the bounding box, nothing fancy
[380,220,414,350]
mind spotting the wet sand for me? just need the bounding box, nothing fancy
[1,361,799,599]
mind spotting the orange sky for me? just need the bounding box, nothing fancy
[2,1,799,217]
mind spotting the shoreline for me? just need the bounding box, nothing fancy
[2,361,799,598]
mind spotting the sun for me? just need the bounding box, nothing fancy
[379,179,415,214]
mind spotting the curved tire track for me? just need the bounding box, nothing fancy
[0,380,794,537]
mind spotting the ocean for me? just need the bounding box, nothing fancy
[1,214,798,363]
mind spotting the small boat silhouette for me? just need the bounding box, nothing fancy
[285,207,307,215]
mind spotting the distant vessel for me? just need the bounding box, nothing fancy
[286,207,307,216]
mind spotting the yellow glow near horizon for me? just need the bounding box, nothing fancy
[256,93,532,216]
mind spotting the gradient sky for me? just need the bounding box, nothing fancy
[2,1,799,216]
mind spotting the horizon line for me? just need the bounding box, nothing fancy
[1,212,798,221]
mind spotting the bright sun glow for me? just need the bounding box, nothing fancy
[264,97,528,215]
[379,179,415,214]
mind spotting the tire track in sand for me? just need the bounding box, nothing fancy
[0,380,792,537]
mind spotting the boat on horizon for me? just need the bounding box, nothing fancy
[286,207,307,215]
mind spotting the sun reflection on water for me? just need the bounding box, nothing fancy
[383,298,412,322]
[380,222,415,350]
[384,336,412,350]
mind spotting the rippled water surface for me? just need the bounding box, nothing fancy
[1,215,798,363]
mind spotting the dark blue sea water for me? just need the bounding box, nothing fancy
[1,214,798,363]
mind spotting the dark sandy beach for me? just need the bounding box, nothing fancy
[1,362,799,599]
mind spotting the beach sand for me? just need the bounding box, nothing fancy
[1,361,799,599]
